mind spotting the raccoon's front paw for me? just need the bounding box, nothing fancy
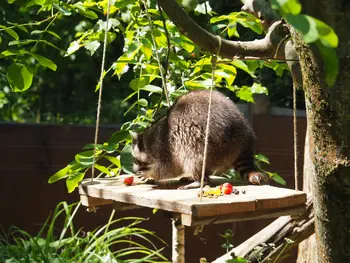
[135,171,156,184]
[178,181,205,190]
[248,172,269,185]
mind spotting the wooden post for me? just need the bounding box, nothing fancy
[172,218,185,263]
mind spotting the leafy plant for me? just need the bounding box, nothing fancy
[0,201,169,262]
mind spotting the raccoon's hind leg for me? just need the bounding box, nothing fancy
[233,149,269,185]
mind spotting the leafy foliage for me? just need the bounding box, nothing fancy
[0,202,169,262]
[270,0,339,85]
[2,0,337,190]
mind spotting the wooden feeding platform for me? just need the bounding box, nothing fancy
[79,176,306,263]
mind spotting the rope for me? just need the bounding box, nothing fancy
[91,0,111,183]
[293,82,299,190]
[199,36,222,201]
[143,0,171,107]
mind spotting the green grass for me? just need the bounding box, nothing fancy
[0,202,170,263]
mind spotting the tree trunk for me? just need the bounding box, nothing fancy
[296,129,317,263]
[293,1,350,262]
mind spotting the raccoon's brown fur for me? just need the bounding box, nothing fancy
[131,90,266,187]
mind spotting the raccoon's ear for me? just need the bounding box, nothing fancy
[129,131,139,141]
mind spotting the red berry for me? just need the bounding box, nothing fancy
[222,183,233,189]
[123,176,134,185]
[223,187,232,195]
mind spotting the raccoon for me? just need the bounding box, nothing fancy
[131,90,267,189]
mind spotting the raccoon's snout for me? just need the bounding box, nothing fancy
[133,159,151,173]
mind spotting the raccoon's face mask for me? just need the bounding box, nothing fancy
[131,131,151,173]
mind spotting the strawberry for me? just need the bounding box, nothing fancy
[123,176,134,186]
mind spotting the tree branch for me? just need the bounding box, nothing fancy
[156,0,287,59]
[212,196,314,263]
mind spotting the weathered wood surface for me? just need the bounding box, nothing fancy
[79,177,306,223]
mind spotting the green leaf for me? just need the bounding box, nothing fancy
[75,150,95,167]
[218,64,237,86]
[141,38,152,60]
[236,12,263,34]
[67,41,80,55]
[5,28,19,40]
[153,28,167,48]
[227,22,238,38]
[108,130,129,144]
[120,145,134,174]
[270,172,287,185]
[231,60,256,78]
[236,86,254,103]
[115,0,137,9]
[172,36,195,53]
[74,3,98,19]
[66,172,85,193]
[0,35,2,44]
[8,0,16,3]
[316,40,339,86]
[185,79,212,90]
[6,63,33,92]
[270,0,302,15]
[84,40,101,55]
[255,154,270,164]
[1,49,28,56]
[129,77,150,91]
[32,54,57,71]
[9,39,36,46]
[251,83,268,95]
[48,166,69,183]
[141,85,162,94]
[210,15,229,24]
[104,156,121,167]
[31,30,62,40]
[226,256,249,263]
[94,164,112,176]
[285,14,318,43]
[53,3,72,16]
[314,18,338,48]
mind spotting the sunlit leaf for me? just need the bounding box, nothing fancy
[74,3,98,19]
[48,166,69,183]
[114,0,137,9]
[317,40,339,86]
[141,38,152,60]
[6,63,33,92]
[285,14,318,43]
[255,154,270,164]
[32,54,57,71]
[5,28,19,40]
[75,150,95,167]
[108,130,129,144]
[269,172,287,185]
[94,164,112,176]
[141,85,162,94]
[66,172,85,193]
[53,3,72,16]
[120,145,133,174]
[270,0,302,15]
[104,156,121,167]
[236,86,254,103]
[84,40,101,55]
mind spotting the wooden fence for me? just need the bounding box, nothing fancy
[0,113,306,262]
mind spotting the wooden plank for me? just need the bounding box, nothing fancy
[80,194,113,207]
[181,204,306,226]
[79,177,306,219]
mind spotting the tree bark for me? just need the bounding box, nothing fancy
[296,128,317,262]
[292,1,350,262]
[157,0,350,262]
